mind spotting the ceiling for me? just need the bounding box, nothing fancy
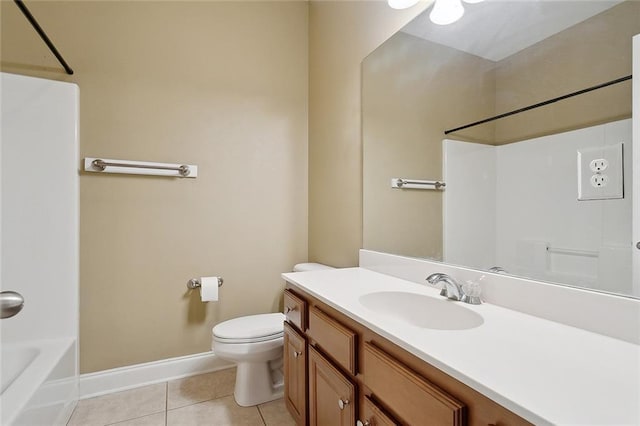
[401,0,623,62]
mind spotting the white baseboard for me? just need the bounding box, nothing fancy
[79,352,234,399]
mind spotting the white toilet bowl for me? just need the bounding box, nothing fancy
[212,313,285,407]
[211,263,334,407]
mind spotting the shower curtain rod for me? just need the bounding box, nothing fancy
[14,0,74,75]
[444,74,632,135]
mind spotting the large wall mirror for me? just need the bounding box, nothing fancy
[363,0,639,298]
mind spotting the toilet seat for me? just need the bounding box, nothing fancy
[212,313,285,344]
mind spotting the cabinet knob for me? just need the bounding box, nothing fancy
[357,420,371,426]
[285,306,296,313]
[338,398,350,410]
[293,350,302,358]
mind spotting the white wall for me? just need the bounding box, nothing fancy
[0,72,79,342]
[444,119,633,296]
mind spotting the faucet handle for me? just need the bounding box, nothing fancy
[461,279,483,305]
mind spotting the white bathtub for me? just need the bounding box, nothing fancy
[0,338,78,426]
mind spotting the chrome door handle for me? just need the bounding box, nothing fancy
[338,398,349,410]
[293,351,301,358]
[1,291,25,319]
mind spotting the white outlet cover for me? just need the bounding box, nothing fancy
[577,143,623,200]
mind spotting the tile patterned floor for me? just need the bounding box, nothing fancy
[68,368,295,426]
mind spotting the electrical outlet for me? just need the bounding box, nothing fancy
[589,158,608,172]
[590,174,608,187]
[577,143,623,201]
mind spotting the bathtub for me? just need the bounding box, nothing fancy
[0,338,78,426]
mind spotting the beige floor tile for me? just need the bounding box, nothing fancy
[107,412,166,426]
[167,395,264,426]
[167,368,236,409]
[258,399,295,426]
[67,383,166,426]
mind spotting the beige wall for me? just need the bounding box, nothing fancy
[308,1,428,267]
[2,1,308,373]
[362,32,495,259]
[494,1,640,143]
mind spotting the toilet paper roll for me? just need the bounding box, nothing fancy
[200,277,219,302]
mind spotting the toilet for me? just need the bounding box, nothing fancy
[211,262,334,407]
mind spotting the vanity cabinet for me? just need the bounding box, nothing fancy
[283,285,531,426]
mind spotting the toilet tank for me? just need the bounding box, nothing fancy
[293,263,334,272]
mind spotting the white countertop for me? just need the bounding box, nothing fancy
[282,267,640,426]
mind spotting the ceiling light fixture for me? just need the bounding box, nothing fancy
[430,0,465,25]
[387,0,483,26]
[387,0,420,10]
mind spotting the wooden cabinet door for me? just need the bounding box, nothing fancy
[359,396,399,426]
[284,322,307,425]
[308,346,356,426]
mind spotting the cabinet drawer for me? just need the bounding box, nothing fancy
[359,396,399,426]
[307,306,357,375]
[284,289,307,331]
[363,343,465,426]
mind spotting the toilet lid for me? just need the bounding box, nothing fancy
[212,313,285,342]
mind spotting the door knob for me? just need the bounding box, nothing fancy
[338,398,349,410]
[636,241,640,250]
[293,351,301,358]
[1,291,25,319]
[357,420,371,426]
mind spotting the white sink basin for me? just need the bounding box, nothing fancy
[358,291,484,330]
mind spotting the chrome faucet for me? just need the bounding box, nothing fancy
[426,273,464,301]
[425,273,482,304]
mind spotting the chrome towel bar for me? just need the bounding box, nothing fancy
[84,157,198,178]
[391,178,446,190]
[93,159,190,176]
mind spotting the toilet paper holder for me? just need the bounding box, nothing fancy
[187,277,223,289]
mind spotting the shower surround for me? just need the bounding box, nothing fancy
[0,72,79,425]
